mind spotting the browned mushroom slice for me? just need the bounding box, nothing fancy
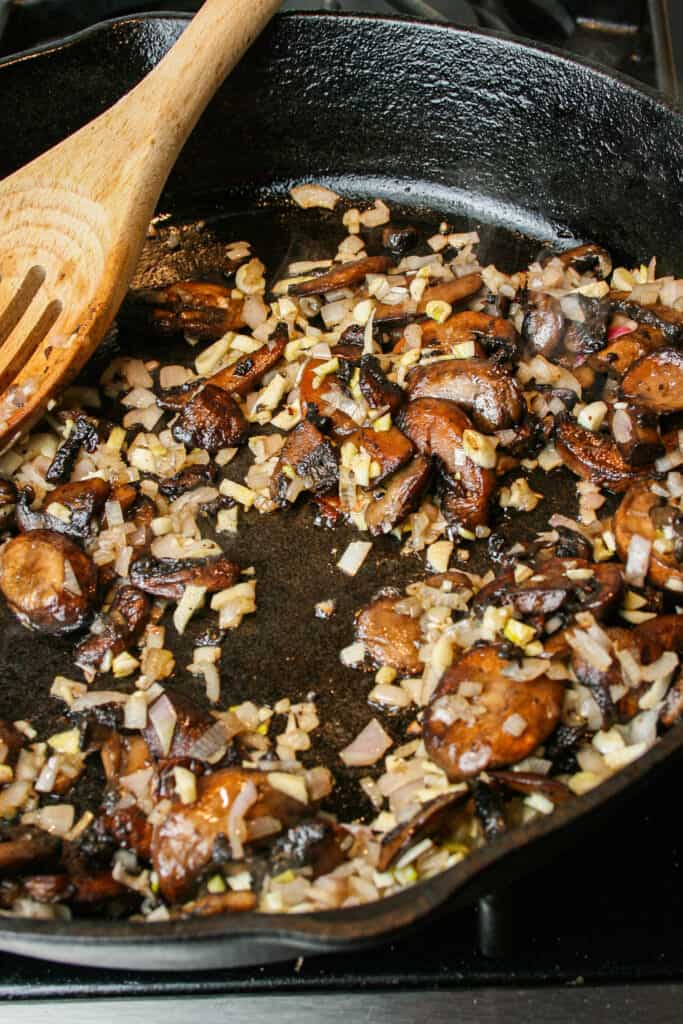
[75,585,151,670]
[620,348,683,414]
[70,871,129,906]
[355,593,423,675]
[661,672,683,728]
[159,463,218,500]
[298,356,358,438]
[46,414,102,484]
[129,553,240,600]
[365,455,431,536]
[171,384,249,452]
[178,890,258,917]
[614,483,683,591]
[473,558,622,625]
[208,324,288,396]
[0,827,60,876]
[522,293,565,358]
[157,378,204,412]
[488,770,572,803]
[609,404,663,466]
[270,420,338,506]
[424,645,565,781]
[495,414,545,458]
[609,292,683,345]
[16,477,110,541]
[22,874,74,904]
[152,768,307,901]
[555,415,650,492]
[269,819,346,879]
[590,323,666,377]
[288,256,391,296]
[374,273,483,326]
[407,358,524,432]
[101,805,153,861]
[553,243,612,279]
[399,397,495,530]
[423,310,519,362]
[0,530,97,634]
[349,426,415,487]
[143,688,216,760]
[135,280,246,340]
[358,354,404,413]
[377,791,469,871]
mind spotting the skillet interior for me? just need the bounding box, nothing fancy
[0,11,682,970]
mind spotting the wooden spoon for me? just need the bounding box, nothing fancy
[0,0,281,449]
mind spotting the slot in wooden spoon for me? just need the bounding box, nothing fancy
[0,0,280,449]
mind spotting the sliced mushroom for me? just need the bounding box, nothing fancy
[562,296,609,356]
[152,768,307,901]
[365,454,431,536]
[488,770,571,803]
[661,672,683,728]
[159,463,218,500]
[358,354,404,413]
[473,558,623,626]
[287,256,390,297]
[590,323,666,377]
[46,414,102,484]
[553,243,612,279]
[522,293,565,358]
[100,806,152,861]
[208,323,287,396]
[374,273,482,327]
[0,827,61,876]
[349,426,415,487]
[129,553,240,600]
[609,404,663,466]
[377,790,468,871]
[22,874,74,904]
[134,280,246,340]
[620,348,683,414]
[177,890,257,917]
[399,397,495,530]
[171,384,249,452]
[298,356,359,438]
[0,530,98,634]
[355,592,423,675]
[614,482,683,591]
[143,688,216,760]
[269,819,345,879]
[407,358,524,432]
[16,477,110,540]
[424,645,564,781]
[270,419,338,506]
[75,585,151,671]
[555,414,650,492]
[157,378,204,412]
[609,293,683,345]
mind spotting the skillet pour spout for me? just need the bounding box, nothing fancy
[0,11,681,972]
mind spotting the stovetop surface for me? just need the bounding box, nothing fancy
[0,0,682,1004]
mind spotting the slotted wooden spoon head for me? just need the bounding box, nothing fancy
[0,0,280,450]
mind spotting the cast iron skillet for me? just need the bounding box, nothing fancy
[0,12,682,971]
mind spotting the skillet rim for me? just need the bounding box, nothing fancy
[0,9,681,965]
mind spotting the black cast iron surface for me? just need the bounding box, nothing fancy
[0,12,681,970]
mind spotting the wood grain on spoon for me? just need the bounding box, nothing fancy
[0,0,281,449]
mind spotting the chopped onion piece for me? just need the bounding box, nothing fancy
[337,540,372,576]
[340,718,393,767]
